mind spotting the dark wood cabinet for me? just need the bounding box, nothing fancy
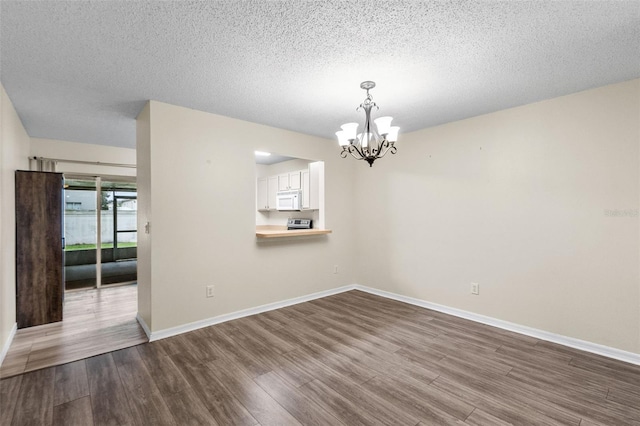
[15,170,64,328]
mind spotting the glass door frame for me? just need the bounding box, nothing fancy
[95,176,103,288]
[63,174,137,290]
[63,176,100,290]
[112,192,137,262]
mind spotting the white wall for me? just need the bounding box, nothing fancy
[30,138,135,177]
[138,101,356,332]
[1,84,31,360]
[354,79,640,354]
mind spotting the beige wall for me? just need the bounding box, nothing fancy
[4,78,635,360]
[30,137,135,177]
[136,104,152,329]
[354,79,640,354]
[255,159,313,179]
[1,84,31,357]
[139,101,356,331]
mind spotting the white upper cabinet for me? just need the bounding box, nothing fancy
[257,175,281,211]
[302,170,310,209]
[289,171,301,190]
[258,163,321,213]
[308,162,321,210]
[257,178,269,211]
[267,176,278,210]
[277,173,289,191]
[278,171,301,191]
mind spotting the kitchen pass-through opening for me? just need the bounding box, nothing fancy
[255,153,325,230]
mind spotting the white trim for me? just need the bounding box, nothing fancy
[0,323,18,367]
[147,285,357,342]
[136,313,151,340]
[95,176,102,288]
[140,282,640,366]
[353,285,640,366]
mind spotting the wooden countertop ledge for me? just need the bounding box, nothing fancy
[256,225,332,239]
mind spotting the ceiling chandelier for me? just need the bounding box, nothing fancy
[335,81,399,167]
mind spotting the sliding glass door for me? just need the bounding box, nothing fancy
[63,178,98,290]
[100,181,137,285]
[63,176,137,291]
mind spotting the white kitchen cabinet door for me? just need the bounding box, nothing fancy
[288,171,302,190]
[257,178,269,211]
[302,170,310,209]
[309,161,321,210]
[267,176,278,210]
[278,171,301,191]
[278,173,290,191]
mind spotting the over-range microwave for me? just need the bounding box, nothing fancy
[276,190,302,211]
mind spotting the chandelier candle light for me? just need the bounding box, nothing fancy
[335,81,399,167]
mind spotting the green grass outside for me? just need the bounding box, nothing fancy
[65,242,137,251]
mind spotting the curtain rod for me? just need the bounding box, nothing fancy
[32,156,136,169]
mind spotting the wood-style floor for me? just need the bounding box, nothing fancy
[2,290,640,425]
[0,284,146,378]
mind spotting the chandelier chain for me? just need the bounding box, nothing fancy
[357,89,378,112]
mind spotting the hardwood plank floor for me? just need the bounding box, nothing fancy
[0,284,147,378]
[52,360,89,406]
[2,289,639,425]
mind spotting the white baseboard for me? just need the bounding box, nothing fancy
[0,323,17,367]
[136,313,151,340]
[353,285,640,366]
[137,282,639,366]
[147,285,357,342]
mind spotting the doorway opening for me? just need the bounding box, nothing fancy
[0,172,146,378]
[63,175,137,291]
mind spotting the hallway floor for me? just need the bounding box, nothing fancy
[0,284,146,378]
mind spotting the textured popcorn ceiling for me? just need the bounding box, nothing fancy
[1,1,639,148]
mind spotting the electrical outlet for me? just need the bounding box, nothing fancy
[206,285,215,298]
[334,265,339,274]
[471,282,479,295]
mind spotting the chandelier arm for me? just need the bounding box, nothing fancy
[350,151,365,161]
[344,144,361,160]
[357,131,371,158]
[382,139,391,154]
[371,139,384,157]
[363,105,372,137]
[362,104,384,157]
[376,140,392,158]
[349,143,366,160]
[350,146,367,161]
